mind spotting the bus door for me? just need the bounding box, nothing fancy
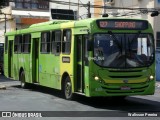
[8,40,13,77]
[32,38,39,83]
[76,35,86,93]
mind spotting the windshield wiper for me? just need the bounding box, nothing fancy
[108,31,122,54]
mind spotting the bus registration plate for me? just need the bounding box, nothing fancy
[121,86,131,90]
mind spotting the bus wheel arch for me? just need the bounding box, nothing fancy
[61,72,73,100]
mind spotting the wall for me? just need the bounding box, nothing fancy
[94,0,103,17]
[0,7,16,43]
[154,0,160,49]
[9,1,49,29]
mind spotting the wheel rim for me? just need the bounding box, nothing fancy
[65,82,72,98]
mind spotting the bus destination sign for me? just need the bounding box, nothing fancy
[96,20,148,30]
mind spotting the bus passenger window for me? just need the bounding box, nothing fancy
[23,34,31,53]
[54,31,61,55]
[51,31,56,54]
[14,35,22,54]
[41,32,50,53]
[62,29,71,54]
[137,38,148,56]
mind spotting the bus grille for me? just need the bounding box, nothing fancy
[101,83,149,94]
[108,69,143,78]
[108,75,142,78]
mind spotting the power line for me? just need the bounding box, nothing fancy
[49,0,87,7]
[79,0,88,10]
[3,0,160,18]
[49,0,160,13]
[5,0,160,12]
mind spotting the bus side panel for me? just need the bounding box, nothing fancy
[4,49,8,77]
[13,54,20,80]
[4,38,8,77]
[39,54,60,89]
[84,66,90,96]
[50,56,61,89]
[19,54,31,83]
[24,54,31,83]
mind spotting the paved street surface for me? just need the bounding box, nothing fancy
[0,75,160,120]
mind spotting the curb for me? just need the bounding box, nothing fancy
[0,84,6,90]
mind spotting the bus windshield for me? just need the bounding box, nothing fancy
[94,33,154,68]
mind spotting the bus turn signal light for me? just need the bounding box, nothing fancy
[94,76,99,81]
[149,75,154,80]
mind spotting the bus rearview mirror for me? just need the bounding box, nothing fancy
[87,40,92,51]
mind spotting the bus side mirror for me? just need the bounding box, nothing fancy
[87,40,92,51]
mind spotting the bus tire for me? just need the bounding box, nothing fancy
[20,71,27,88]
[64,76,73,100]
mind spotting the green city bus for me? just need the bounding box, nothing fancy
[4,18,155,99]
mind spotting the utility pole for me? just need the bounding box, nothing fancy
[4,14,6,33]
[87,1,91,18]
[78,0,79,19]
[0,10,7,33]
[0,12,11,34]
[69,0,70,9]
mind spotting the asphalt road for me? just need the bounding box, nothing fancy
[0,75,160,120]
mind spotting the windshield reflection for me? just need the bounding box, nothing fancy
[94,33,154,68]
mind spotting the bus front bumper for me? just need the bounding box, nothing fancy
[88,80,155,97]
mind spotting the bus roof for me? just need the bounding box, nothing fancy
[29,20,71,28]
[5,17,148,36]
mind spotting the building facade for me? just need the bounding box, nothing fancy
[10,0,50,29]
[0,7,15,43]
[0,0,50,43]
[94,0,160,49]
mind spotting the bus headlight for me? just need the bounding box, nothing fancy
[149,75,154,80]
[94,76,99,81]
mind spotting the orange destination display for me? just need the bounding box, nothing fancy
[96,20,148,30]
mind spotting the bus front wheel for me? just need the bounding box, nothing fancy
[64,77,73,100]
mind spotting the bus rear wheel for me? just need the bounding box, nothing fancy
[64,77,73,100]
[20,71,27,88]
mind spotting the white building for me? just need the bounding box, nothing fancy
[0,7,15,43]
[9,0,50,29]
[0,0,50,43]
